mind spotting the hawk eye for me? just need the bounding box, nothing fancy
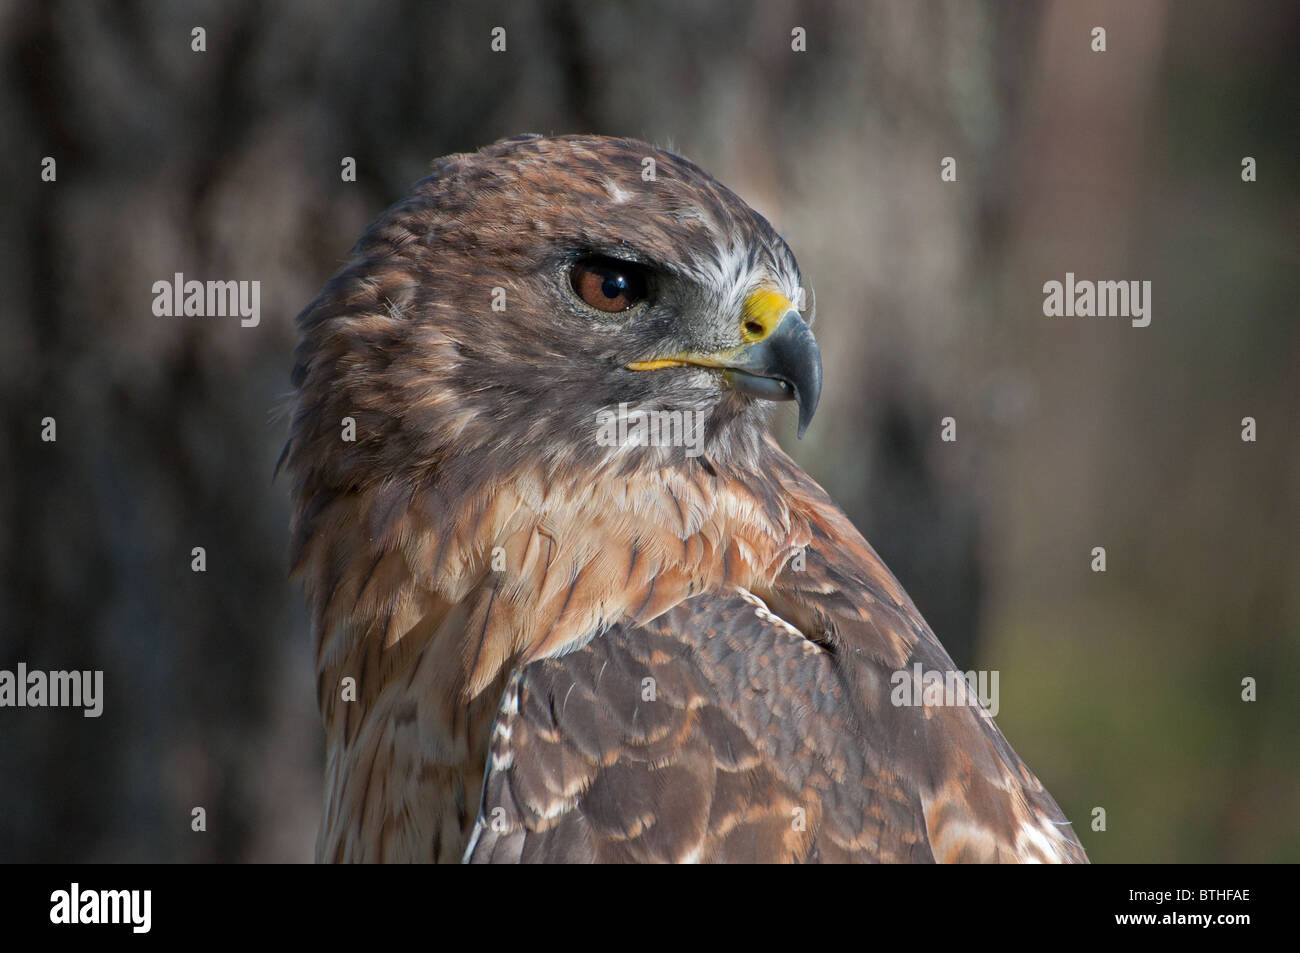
[570,257,647,313]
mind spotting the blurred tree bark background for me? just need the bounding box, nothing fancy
[1,0,1295,862]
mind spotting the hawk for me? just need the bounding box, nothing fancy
[284,134,1087,864]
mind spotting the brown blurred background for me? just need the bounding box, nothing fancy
[1,0,1296,863]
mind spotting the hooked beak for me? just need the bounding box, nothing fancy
[626,289,822,438]
[716,309,822,438]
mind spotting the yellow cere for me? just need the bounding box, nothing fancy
[741,287,795,342]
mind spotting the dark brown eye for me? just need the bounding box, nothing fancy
[570,257,647,313]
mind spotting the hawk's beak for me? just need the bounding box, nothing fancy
[717,307,822,438]
[627,289,822,438]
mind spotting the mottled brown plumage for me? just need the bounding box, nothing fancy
[285,134,1086,863]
